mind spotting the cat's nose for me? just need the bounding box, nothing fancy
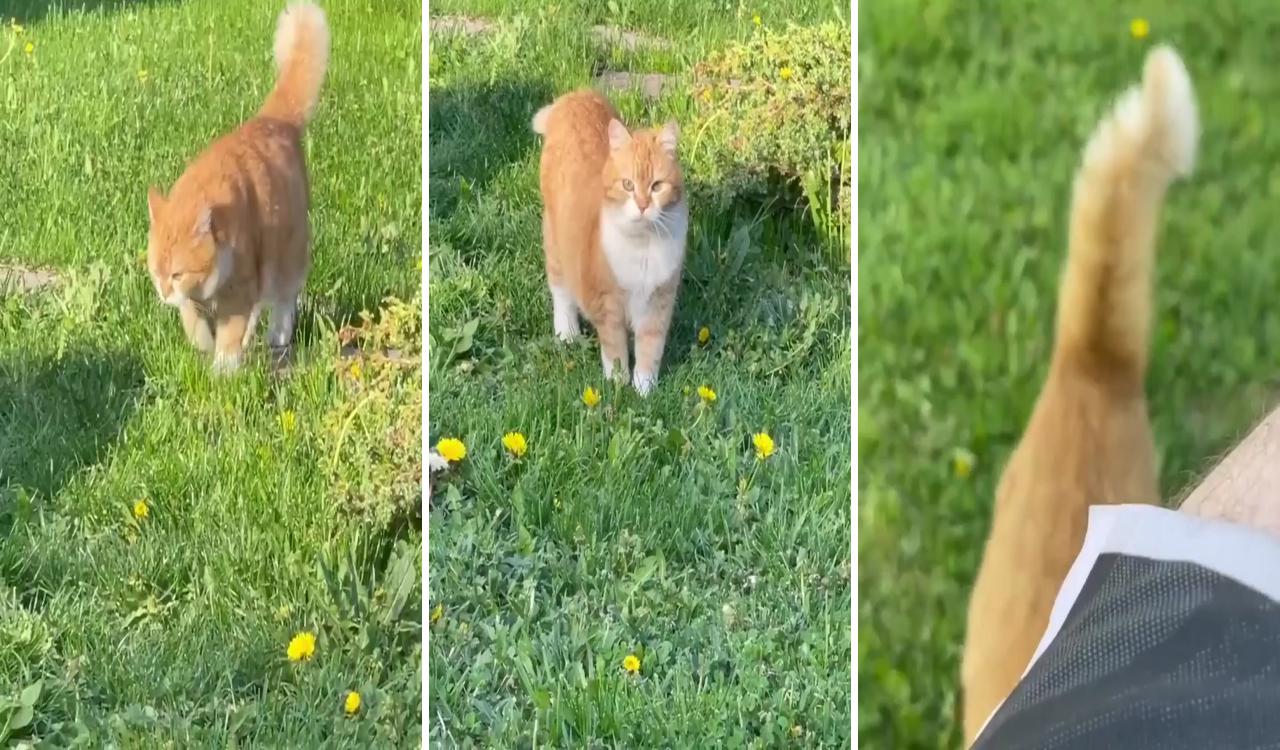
[635,195,650,211]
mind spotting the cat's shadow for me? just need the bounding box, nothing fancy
[13,0,175,25]
[428,78,555,218]
[0,347,144,508]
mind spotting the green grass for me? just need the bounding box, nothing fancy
[427,2,850,747]
[860,1,1280,745]
[0,1,421,746]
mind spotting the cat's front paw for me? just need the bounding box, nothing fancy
[632,370,657,396]
[212,351,244,376]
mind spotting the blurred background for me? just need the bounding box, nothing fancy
[859,1,1280,745]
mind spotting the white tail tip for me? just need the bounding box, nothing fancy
[531,104,553,135]
[1142,45,1198,177]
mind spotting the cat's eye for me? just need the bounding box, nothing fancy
[622,179,634,192]
[651,180,666,191]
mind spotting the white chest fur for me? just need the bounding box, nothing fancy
[600,201,688,326]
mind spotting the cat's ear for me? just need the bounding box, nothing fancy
[193,205,214,237]
[608,119,632,151]
[146,186,166,225]
[657,120,679,156]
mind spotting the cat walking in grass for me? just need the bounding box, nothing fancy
[533,90,688,395]
[145,2,329,374]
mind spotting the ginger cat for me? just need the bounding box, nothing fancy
[961,46,1198,745]
[532,90,688,395]
[146,2,329,373]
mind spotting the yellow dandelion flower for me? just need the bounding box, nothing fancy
[436,437,466,463]
[430,602,443,624]
[698,326,711,345]
[132,498,150,520]
[502,431,528,458]
[24,41,34,55]
[697,385,717,403]
[280,410,297,435]
[582,386,601,408]
[752,13,762,26]
[952,448,975,479]
[1130,17,1149,40]
[348,359,363,380]
[622,654,641,674]
[753,432,775,460]
[287,631,316,662]
[137,69,148,82]
[344,690,362,716]
[780,66,793,81]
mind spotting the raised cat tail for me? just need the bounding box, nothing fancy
[260,2,331,127]
[531,103,554,135]
[1052,45,1198,384]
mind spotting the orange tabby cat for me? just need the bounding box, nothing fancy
[146,2,329,373]
[532,90,687,395]
[961,46,1198,744]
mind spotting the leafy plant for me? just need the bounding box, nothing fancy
[0,680,40,745]
[688,22,851,257]
[320,296,423,529]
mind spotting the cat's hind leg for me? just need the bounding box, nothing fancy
[544,212,580,342]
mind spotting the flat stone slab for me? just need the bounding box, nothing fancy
[589,25,670,50]
[594,71,671,99]
[429,15,496,35]
[429,15,671,50]
[0,265,58,294]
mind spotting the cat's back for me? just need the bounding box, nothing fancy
[539,90,616,190]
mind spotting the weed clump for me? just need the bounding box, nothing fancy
[688,22,851,252]
[320,296,422,528]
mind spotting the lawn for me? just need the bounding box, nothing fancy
[427,1,851,747]
[859,1,1280,745]
[0,1,421,746]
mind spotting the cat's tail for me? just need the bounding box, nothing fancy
[531,104,553,135]
[1053,45,1198,383]
[260,2,330,127]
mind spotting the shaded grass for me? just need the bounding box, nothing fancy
[859,1,1280,745]
[0,1,421,746]
[427,2,851,747]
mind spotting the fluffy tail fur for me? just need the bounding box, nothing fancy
[260,2,330,127]
[531,104,553,135]
[1054,45,1197,383]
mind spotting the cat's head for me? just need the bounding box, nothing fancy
[145,187,230,306]
[603,119,684,226]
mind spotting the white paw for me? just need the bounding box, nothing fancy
[554,316,580,342]
[602,355,629,384]
[213,352,243,376]
[633,371,657,396]
[192,327,215,353]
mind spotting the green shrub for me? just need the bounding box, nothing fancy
[688,22,851,255]
[320,296,423,529]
